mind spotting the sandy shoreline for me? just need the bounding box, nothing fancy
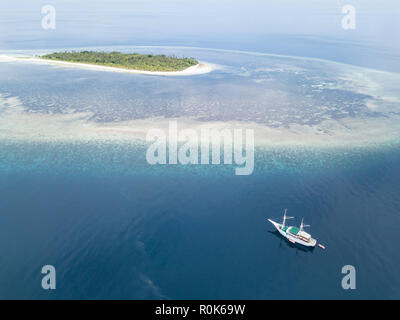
[0,54,215,76]
[1,50,399,148]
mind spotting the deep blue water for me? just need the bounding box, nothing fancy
[1,1,400,300]
[1,143,400,299]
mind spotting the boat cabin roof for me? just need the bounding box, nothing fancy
[298,230,311,239]
[283,226,312,239]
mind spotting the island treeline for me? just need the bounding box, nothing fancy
[40,51,199,72]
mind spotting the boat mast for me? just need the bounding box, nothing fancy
[282,208,293,228]
[300,218,309,232]
[282,208,287,227]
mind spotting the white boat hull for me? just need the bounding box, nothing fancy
[268,219,317,247]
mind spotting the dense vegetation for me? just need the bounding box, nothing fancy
[40,51,198,72]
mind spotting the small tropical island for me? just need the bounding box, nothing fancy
[40,51,199,72]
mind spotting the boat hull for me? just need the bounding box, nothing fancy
[268,219,317,247]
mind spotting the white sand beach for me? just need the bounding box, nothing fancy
[0,54,215,76]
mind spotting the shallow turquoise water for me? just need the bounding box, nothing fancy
[0,1,399,298]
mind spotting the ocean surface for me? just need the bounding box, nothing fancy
[1,1,400,299]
